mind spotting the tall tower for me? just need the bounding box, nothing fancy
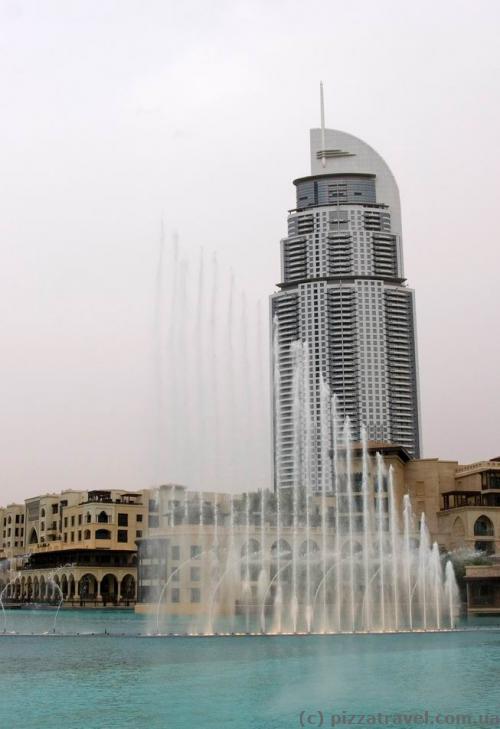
[271,112,421,491]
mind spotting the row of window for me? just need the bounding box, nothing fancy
[62,512,143,528]
[170,588,200,603]
[2,514,24,526]
[62,529,143,543]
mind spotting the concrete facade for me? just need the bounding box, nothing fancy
[271,128,421,493]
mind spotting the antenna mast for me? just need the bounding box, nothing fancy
[320,81,326,168]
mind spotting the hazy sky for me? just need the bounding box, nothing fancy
[1,0,499,504]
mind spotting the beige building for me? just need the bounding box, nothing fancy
[1,502,26,561]
[3,453,500,615]
[136,453,500,618]
[1,489,147,606]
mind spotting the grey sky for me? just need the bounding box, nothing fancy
[1,0,499,503]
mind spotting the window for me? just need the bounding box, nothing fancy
[172,545,180,561]
[95,529,111,540]
[190,588,201,603]
[117,530,128,543]
[190,567,200,582]
[190,545,201,559]
[118,513,128,527]
[64,517,68,528]
[171,588,180,603]
[475,541,495,555]
[78,530,81,541]
[84,529,91,540]
[148,515,159,528]
[78,514,82,525]
[474,516,494,537]
[71,516,75,527]
[136,530,142,538]
[70,532,74,542]
[481,471,500,490]
[170,568,179,582]
[136,514,143,523]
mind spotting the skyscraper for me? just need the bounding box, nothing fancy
[271,118,421,491]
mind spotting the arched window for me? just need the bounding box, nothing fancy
[120,574,136,600]
[241,539,260,558]
[83,529,91,540]
[41,508,45,518]
[474,516,494,537]
[299,539,320,557]
[271,539,292,559]
[86,512,92,524]
[97,511,109,524]
[28,527,38,544]
[95,529,111,540]
[79,574,97,598]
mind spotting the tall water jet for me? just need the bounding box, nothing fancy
[331,394,342,632]
[258,489,268,633]
[361,425,372,630]
[376,453,387,631]
[291,340,303,632]
[272,316,283,633]
[320,378,330,633]
[431,542,443,630]
[403,495,414,630]
[344,418,356,632]
[388,467,400,630]
[444,560,459,629]
[418,513,430,630]
[244,491,251,632]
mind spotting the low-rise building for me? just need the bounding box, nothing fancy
[3,454,500,615]
[1,489,147,606]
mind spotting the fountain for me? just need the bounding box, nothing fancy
[151,336,459,636]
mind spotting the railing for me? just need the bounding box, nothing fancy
[457,461,500,474]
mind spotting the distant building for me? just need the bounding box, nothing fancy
[0,489,147,606]
[0,502,25,561]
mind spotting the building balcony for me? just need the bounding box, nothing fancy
[440,490,500,511]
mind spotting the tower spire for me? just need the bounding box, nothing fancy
[320,81,326,168]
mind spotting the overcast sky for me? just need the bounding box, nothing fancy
[1,0,499,503]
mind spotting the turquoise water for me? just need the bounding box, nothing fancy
[1,610,500,729]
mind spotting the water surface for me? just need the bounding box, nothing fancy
[1,610,499,729]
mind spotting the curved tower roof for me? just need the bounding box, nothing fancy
[309,128,402,243]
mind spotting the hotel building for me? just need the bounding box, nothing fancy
[271,127,421,491]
